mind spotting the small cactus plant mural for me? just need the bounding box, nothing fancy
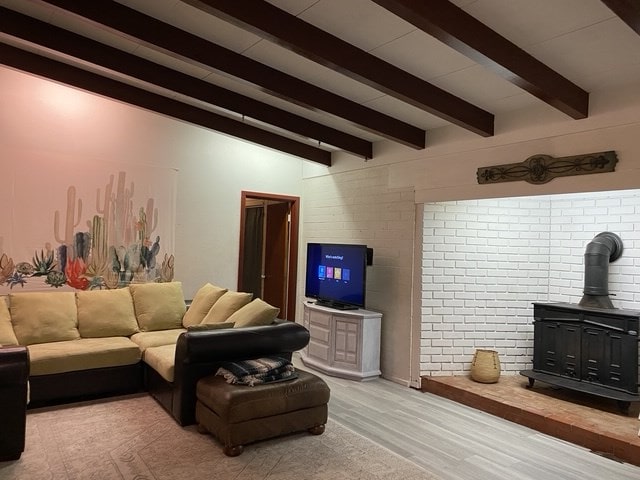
[46,271,66,288]
[0,253,16,284]
[0,170,175,292]
[32,246,56,276]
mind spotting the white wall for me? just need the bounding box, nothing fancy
[420,197,548,376]
[301,166,417,386]
[421,189,640,377]
[0,66,305,299]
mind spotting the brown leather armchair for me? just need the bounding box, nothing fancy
[0,345,29,461]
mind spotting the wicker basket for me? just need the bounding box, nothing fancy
[470,349,501,383]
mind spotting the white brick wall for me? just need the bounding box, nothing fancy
[421,190,640,377]
[302,165,416,385]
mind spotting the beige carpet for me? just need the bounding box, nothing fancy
[0,394,435,480]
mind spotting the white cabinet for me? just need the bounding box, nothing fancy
[300,301,382,381]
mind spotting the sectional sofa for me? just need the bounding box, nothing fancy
[0,281,310,459]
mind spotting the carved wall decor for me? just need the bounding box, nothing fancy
[477,151,618,185]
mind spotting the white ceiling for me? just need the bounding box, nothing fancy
[1,0,639,158]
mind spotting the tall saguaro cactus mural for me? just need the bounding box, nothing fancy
[54,186,82,246]
[53,186,82,273]
[1,170,175,291]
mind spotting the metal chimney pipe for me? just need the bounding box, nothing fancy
[578,232,623,309]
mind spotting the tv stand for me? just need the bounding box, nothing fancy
[314,300,358,311]
[301,301,381,381]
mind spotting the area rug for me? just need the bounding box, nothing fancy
[0,394,435,480]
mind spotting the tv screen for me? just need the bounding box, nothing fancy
[305,243,367,310]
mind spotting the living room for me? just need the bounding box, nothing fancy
[2,0,640,478]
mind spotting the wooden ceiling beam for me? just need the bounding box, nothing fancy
[183,0,494,137]
[0,43,331,165]
[601,0,640,36]
[0,7,371,159]
[39,0,425,150]
[372,0,589,119]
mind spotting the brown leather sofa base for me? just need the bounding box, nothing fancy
[0,346,29,461]
[27,363,143,408]
[195,370,330,456]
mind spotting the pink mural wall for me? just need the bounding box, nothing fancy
[0,151,177,293]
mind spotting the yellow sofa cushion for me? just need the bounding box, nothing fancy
[228,298,280,328]
[130,328,186,352]
[10,291,80,345]
[27,337,141,376]
[182,283,228,327]
[144,344,176,383]
[201,291,252,324]
[77,288,139,338]
[129,282,186,332]
[0,296,18,346]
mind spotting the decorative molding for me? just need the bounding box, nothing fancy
[477,151,618,185]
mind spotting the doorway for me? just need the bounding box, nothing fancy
[238,191,300,321]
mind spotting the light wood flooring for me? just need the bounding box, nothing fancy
[297,359,640,480]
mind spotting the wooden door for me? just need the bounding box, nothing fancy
[238,192,299,321]
[263,201,289,313]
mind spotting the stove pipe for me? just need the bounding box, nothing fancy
[578,232,623,309]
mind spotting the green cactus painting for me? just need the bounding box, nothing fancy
[1,170,175,292]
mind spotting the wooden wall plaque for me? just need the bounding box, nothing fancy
[477,151,618,185]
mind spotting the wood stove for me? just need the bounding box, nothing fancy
[520,232,640,412]
[521,302,639,411]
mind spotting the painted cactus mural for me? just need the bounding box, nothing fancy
[32,246,57,276]
[54,186,82,248]
[1,170,175,291]
[86,215,109,280]
[0,253,15,284]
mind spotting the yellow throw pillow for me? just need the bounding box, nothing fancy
[228,298,280,328]
[9,291,80,345]
[0,296,19,346]
[77,288,140,337]
[129,282,186,332]
[182,283,228,327]
[201,291,252,324]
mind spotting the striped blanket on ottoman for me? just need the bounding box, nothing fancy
[216,356,297,386]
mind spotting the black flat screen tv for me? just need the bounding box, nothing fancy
[305,243,367,310]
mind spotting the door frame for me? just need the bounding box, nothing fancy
[238,191,300,321]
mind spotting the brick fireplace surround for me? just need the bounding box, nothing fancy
[420,188,640,468]
[420,188,640,377]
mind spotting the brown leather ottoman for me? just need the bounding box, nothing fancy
[195,369,330,456]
